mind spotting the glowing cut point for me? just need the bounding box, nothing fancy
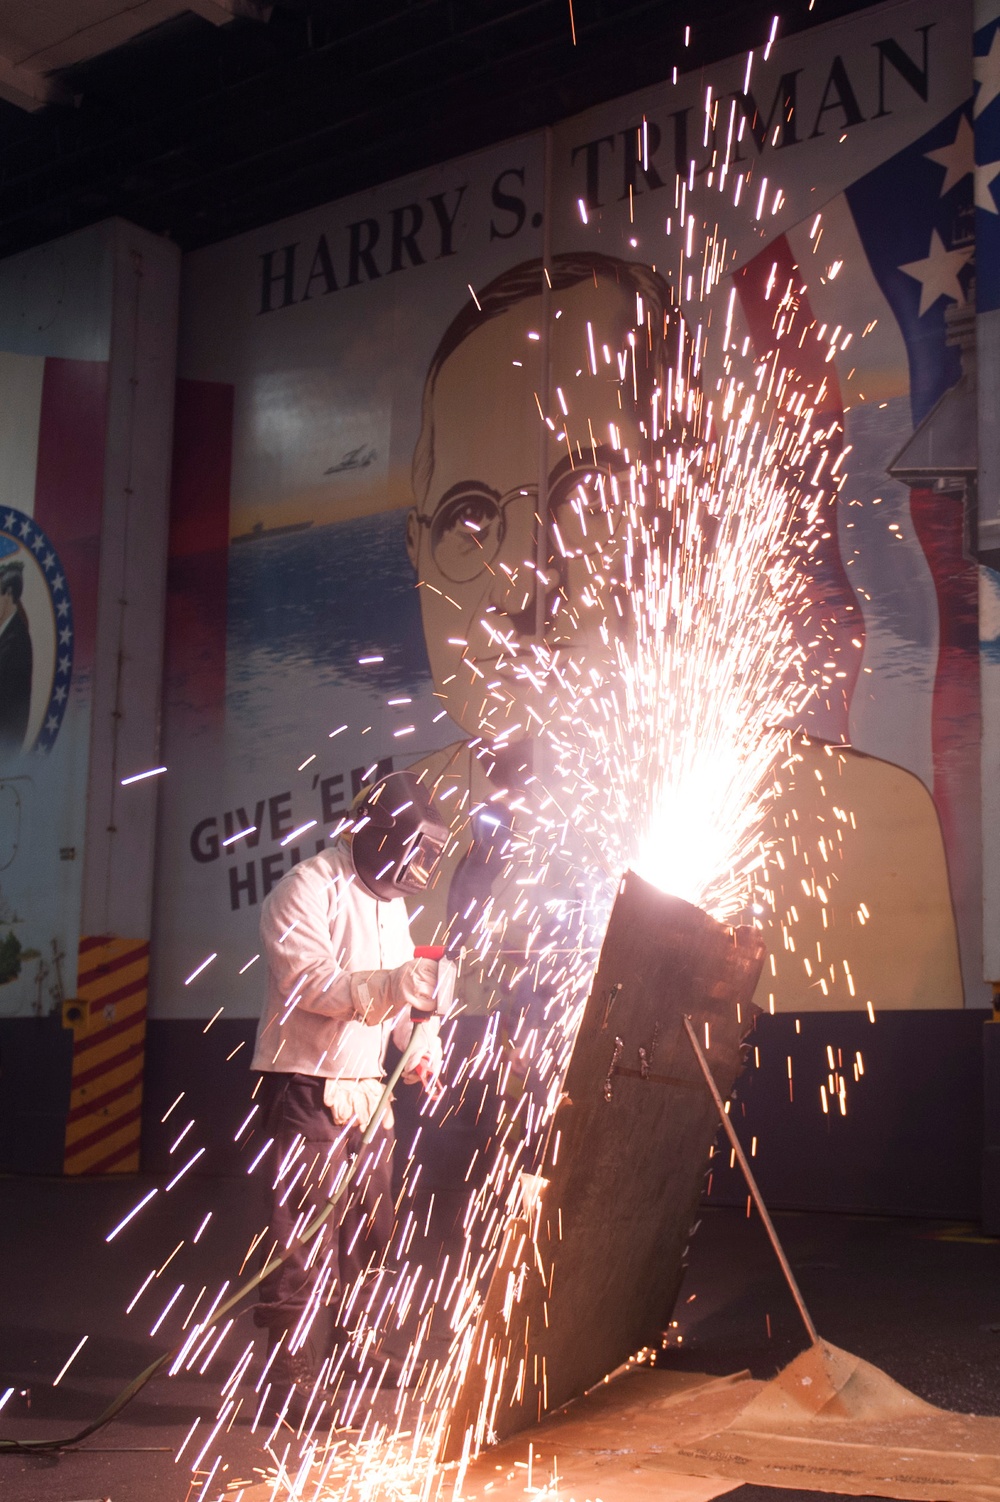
[631,753,771,915]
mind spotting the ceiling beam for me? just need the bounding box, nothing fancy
[187,0,273,23]
[0,1,272,113]
[0,55,66,114]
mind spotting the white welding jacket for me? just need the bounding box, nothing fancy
[251,839,431,1080]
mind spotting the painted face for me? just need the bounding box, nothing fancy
[407,278,647,740]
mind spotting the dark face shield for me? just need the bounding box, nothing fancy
[397,828,447,892]
[351,771,449,901]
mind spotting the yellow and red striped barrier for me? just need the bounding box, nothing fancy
[62,936,149,1175]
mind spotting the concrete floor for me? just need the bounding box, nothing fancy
[0,1172,998,1502]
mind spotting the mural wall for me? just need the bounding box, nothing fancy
[155,0,991,1028]
[0,221,180,1178]
[0,229,112,1023]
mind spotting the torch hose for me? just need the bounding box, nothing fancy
[0,1016,436,1454]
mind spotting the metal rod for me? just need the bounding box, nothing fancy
[535,121,553,641]
[682,1015,820,1346]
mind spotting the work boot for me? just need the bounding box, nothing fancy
[333,1339,412,1390]
[264,1326,324,1429]
[328,1314,409,1390]
[371,1348,411,1389]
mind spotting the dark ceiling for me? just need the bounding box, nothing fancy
[0,0,879,259]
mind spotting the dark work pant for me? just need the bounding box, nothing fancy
[253,1073,395,1341]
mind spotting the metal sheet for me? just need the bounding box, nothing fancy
[458,1365,1000,1502]
[440,869,765,1459]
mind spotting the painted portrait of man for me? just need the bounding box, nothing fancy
[403,252,962,1019]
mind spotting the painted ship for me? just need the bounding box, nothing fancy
[231,520,314,544]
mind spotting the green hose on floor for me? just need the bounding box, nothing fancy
[0,1017,434,1455]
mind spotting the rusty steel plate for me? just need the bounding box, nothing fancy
[439,869,765,1459]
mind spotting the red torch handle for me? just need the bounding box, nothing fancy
[412,945,445,1020]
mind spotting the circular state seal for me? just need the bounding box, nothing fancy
[0,507,73,757]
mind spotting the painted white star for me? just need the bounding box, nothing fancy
[53,685,66,704]
[925,116,974,194]
[58,626,71,645]
[31,532,44,554]
[52,574,64,593]
[976,159,1000,213]
[19,519,30,538]
[975,29,1000,117]
[3,512,17,530]
[56,599,69,618]
[898,229,974,316]
[45,715,58,734]
[43,551,55,570]
[58,656,70,675]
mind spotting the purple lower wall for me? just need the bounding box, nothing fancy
[0,1009,988,1222]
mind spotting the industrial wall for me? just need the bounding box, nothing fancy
[1,0,997,1212]
[0,220,180,1174]
[158,0,983,1014]
[137,0,997,1214]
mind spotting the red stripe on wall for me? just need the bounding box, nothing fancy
[69,1038,145,1094]
[65,1102,143,1161]
[733,236,862,744]
[78,943,150,991]
[33,358,109,679]
[734,237,844,418]
[161,379,232,733]
[85,976,148,1019]
[70,1021,144,1081]
[168,380,233,558]
[78,935,110,956]
[65,1066,143,1125]
[78,1138,141,1175]
[78,954,150,996]
[908,488,982,923]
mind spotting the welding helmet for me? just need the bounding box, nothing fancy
[350,771,448,900]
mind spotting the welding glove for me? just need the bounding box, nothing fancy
[428,955,457,1015]
[323,1078,392,1132]
[393,955,455,1083]
[349,957,439,1025]
[401,1029,444,1089]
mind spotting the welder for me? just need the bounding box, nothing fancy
[250,769,454,1421]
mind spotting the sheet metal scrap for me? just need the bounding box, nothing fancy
[439,869,765,1461]
[459,1364,1000,1502]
